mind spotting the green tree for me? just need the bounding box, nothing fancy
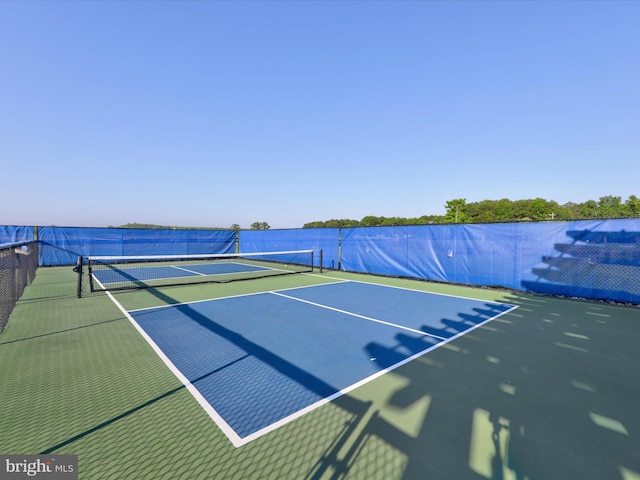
[303,221,325,228]
[545,200,562,220]
[250,222,270,230]
[444,199,469,223]
[464,200,495,222]
[418,215,443,224]
[560,202,580,219]
[598,195,623,218]
[528,198,548,220]
[511,199,532,221]
[623,195,640,217]
[326,219,359,228]
[379,217,407,226]
[494,198,513,221]
[578,200,599,218]
[360,216,383,227]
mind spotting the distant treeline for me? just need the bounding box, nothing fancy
[302,195,640,228]
[111,196,639,230]
[109,223,226,230]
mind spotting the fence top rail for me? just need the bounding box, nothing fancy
[0,240,39,250]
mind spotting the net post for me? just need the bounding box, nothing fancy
[88,259,95,293]
[319,249,323,273]
[74,256,83,298]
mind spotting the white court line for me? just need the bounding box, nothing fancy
[169,265,208,276]
[127,279,350,313]
[270,290,449,341]
[91,273,107,291]
[104,290,245,447]
[305,272,519,306]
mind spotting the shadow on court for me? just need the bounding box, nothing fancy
[304,292,640,479]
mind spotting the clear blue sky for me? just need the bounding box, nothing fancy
[1,1,638,229]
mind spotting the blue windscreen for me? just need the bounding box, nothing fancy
[339,220,640,304]
[239,228,339,270]
[0,226,34,247]
[38,227,236,266]
[4,219,639,304]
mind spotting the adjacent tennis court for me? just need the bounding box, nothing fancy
[81,250,319,293]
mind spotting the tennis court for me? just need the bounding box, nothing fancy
[120,280,516,446]
[1,240,639,479]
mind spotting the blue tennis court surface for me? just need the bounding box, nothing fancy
[125,280,517,446]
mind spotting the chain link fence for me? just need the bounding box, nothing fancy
[0,241,39,333]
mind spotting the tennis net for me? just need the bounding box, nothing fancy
[0,241,39,333]
[77,249,321,296]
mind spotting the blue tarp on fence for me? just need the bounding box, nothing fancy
[2,219,639,304]
[0,226,34,247]
[38,227,236,266]
[239,228,339,270]
[340,220,640,304]
[340,223,562,287]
